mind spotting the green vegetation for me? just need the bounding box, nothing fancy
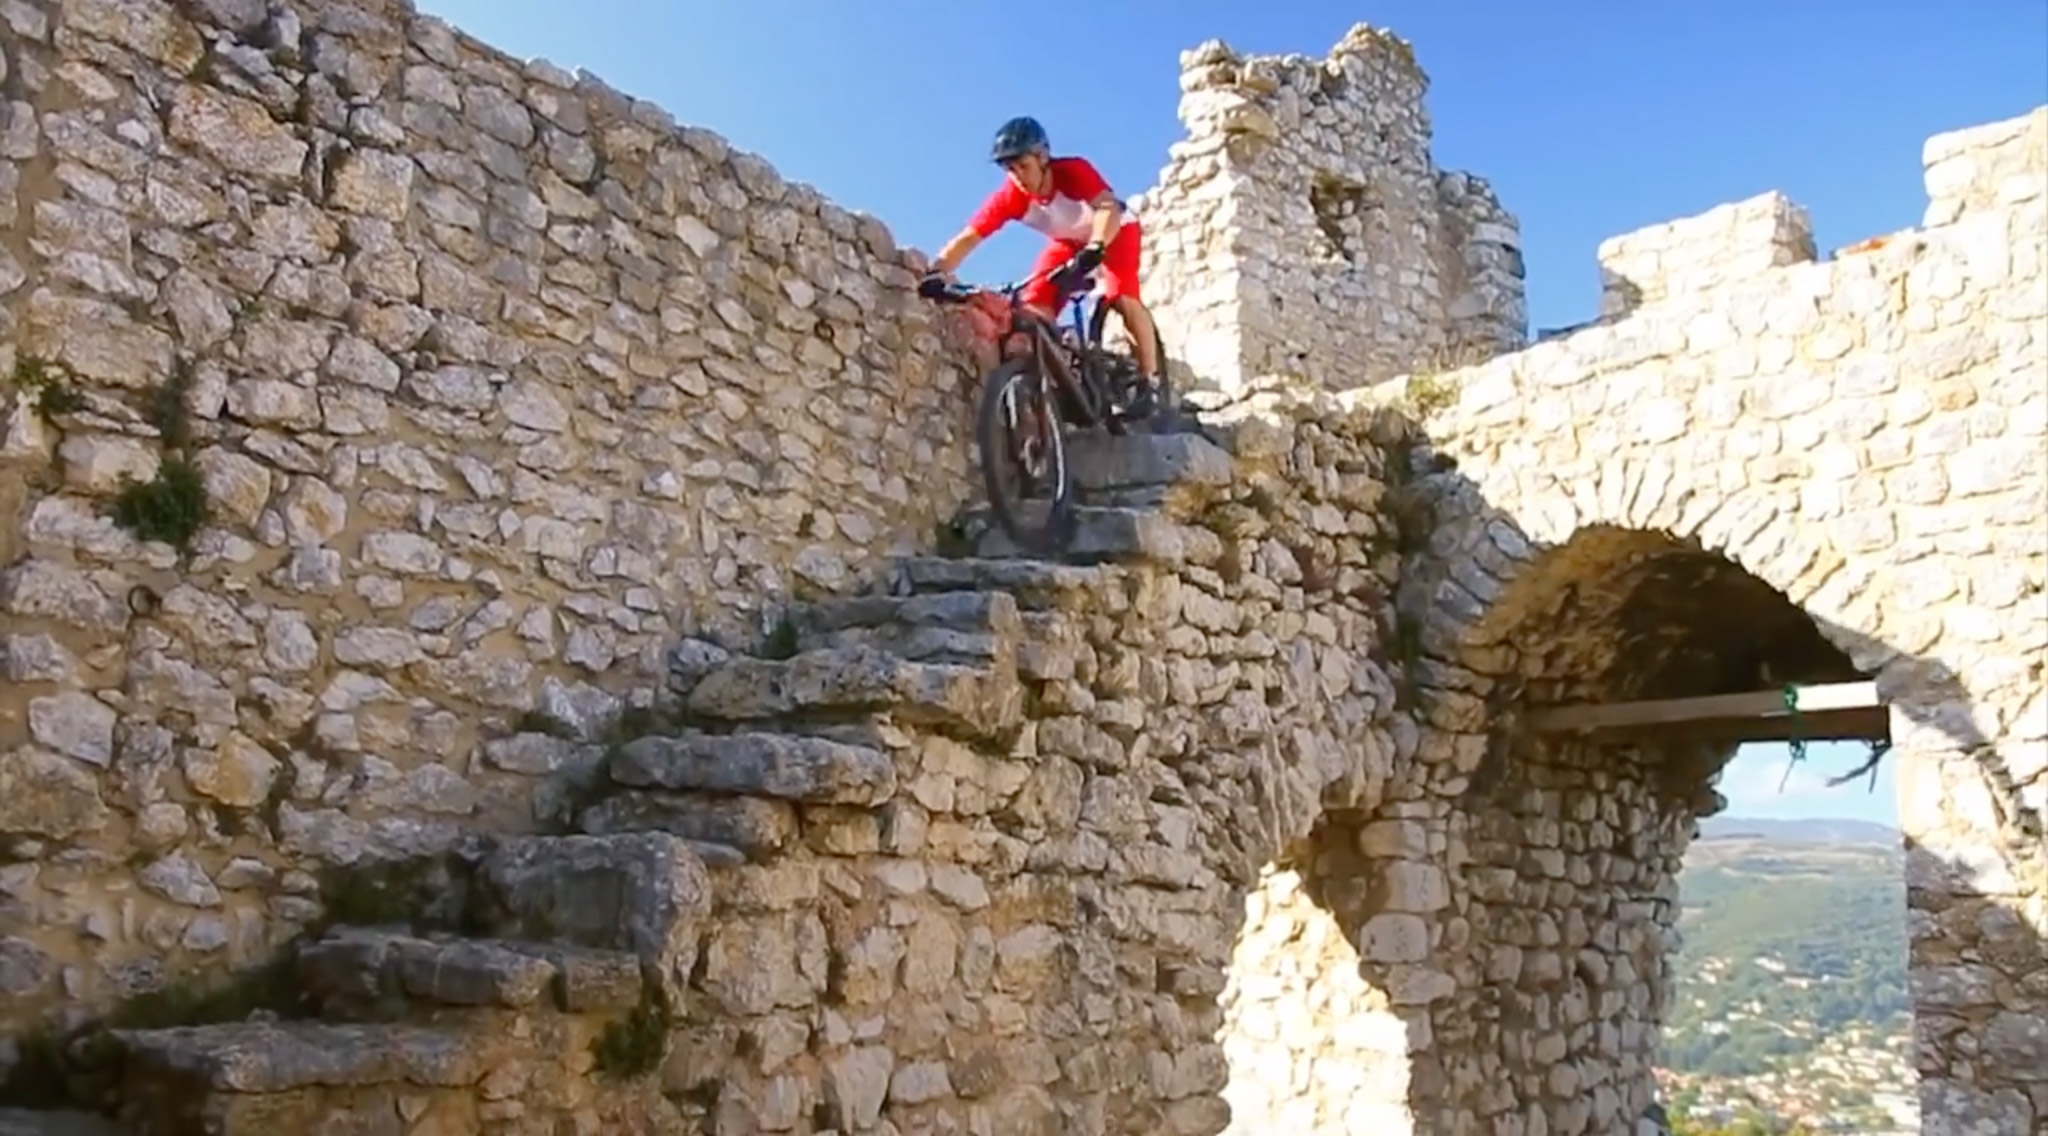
[1668,1104,1819,1135]
[5,352,210,551]
[1662,821,1909,1116]
[110,362,209,551]
[11,354,87,418]
[591,991,673,1079]
[1400,370,1459,418]
[110,454,209,548]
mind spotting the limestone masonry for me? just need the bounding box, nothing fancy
[0,3,2042,1135]
[1132,28,1527,397]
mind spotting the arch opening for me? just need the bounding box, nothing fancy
[1216,814,1427,1135]
[1469,525,1872,807]
[1441,523,1886,1135]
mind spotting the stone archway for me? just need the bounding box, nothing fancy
[1424,518,1872,1133]
[1392,426,2044,1133]
[1198,491,1868,1136]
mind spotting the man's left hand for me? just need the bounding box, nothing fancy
[1051,243,1106,292]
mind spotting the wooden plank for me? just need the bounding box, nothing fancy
[1541,705,1891,747]
[1527,681,1882,735]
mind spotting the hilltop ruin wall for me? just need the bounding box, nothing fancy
[2,2,2044,1135]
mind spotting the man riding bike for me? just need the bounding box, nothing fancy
[918,116,1165,421]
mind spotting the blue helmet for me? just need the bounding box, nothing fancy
[991,116,1049,163]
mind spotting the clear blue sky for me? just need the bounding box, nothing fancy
[415,1,2044,824]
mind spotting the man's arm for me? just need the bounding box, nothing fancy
[930,228,983,276]
[932,183,1026,276]
[1087,191,1121,246]
[1057,159,1122,247]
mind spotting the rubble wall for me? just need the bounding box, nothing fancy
[1131,27,1527,398]
[2,2,2043,1135]
[0,0,984,1029]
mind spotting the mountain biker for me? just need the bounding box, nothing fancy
[918,116,1164,420]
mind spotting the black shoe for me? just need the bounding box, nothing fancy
[1124,379,1158,421]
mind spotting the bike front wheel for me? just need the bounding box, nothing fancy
[976,357,1074,557]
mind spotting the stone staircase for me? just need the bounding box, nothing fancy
[970,428,1237,564]
[4,833,710,1136]
[573,589,1033,875]
[572,431,1239,874]
[0,431,1240,1136]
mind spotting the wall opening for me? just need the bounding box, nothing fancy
[1660,764,1914,1133]
[1309,174,1379,266]
[1452,524,1888,1135]
[1217,815,1423,1134]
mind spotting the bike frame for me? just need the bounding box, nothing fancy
[922,265,1166,555]
[969,272,1118,428]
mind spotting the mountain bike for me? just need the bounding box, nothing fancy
[923,269,1173,556]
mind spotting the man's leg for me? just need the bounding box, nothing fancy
[1109,296,1161,380]
[1018,240,1070,326]
[1097,226,1163,418]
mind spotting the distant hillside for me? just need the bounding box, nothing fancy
[1661,817,1910,1127]
[1695,815,1898,846]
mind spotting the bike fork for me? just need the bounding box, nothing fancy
[1001,378,1048,475]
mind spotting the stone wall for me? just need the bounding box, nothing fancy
[644,414,1435,1136]
[1594,191,1817,318]
[0,0,988,1032]
[1130,26,1528,399]
[2,1,2044,1133]
[1391,102,2048,1135]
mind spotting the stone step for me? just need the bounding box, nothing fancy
[786,590,1022,661]
[790,589,1019,636]
[577,792,793,863]
[1065,430,1234,495]
[889,557,1105,611]
[972,505,1224,566]
[294,926,644,1021]
[108,1020,492,1135]
[0,1109,122,1136]
[608,732,897,805]
[683,645,1021,740]
[453,832,711,1008]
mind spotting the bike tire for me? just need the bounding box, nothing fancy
[976,357,1075,558]
[1087,305,1177,431]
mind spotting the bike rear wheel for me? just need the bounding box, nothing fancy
[976,357,1075,556]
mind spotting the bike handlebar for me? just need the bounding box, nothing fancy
[924,280,1013,306]
[920,257,1097,308]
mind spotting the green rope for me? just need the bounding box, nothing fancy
[1776,683,1807,793]
[1776,681,1890,794]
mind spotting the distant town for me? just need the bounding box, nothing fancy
[1660,1021,1917,1133]
[1658,817,1914,1133]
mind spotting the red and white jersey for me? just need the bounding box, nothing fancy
[968,156,1137,244]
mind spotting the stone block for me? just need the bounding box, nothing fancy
[610,732,897,805]
[462,833,711,1008]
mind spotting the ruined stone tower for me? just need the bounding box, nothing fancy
[1131,26,1529,397]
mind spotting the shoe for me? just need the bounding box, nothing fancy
[1123,378,1158,421]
